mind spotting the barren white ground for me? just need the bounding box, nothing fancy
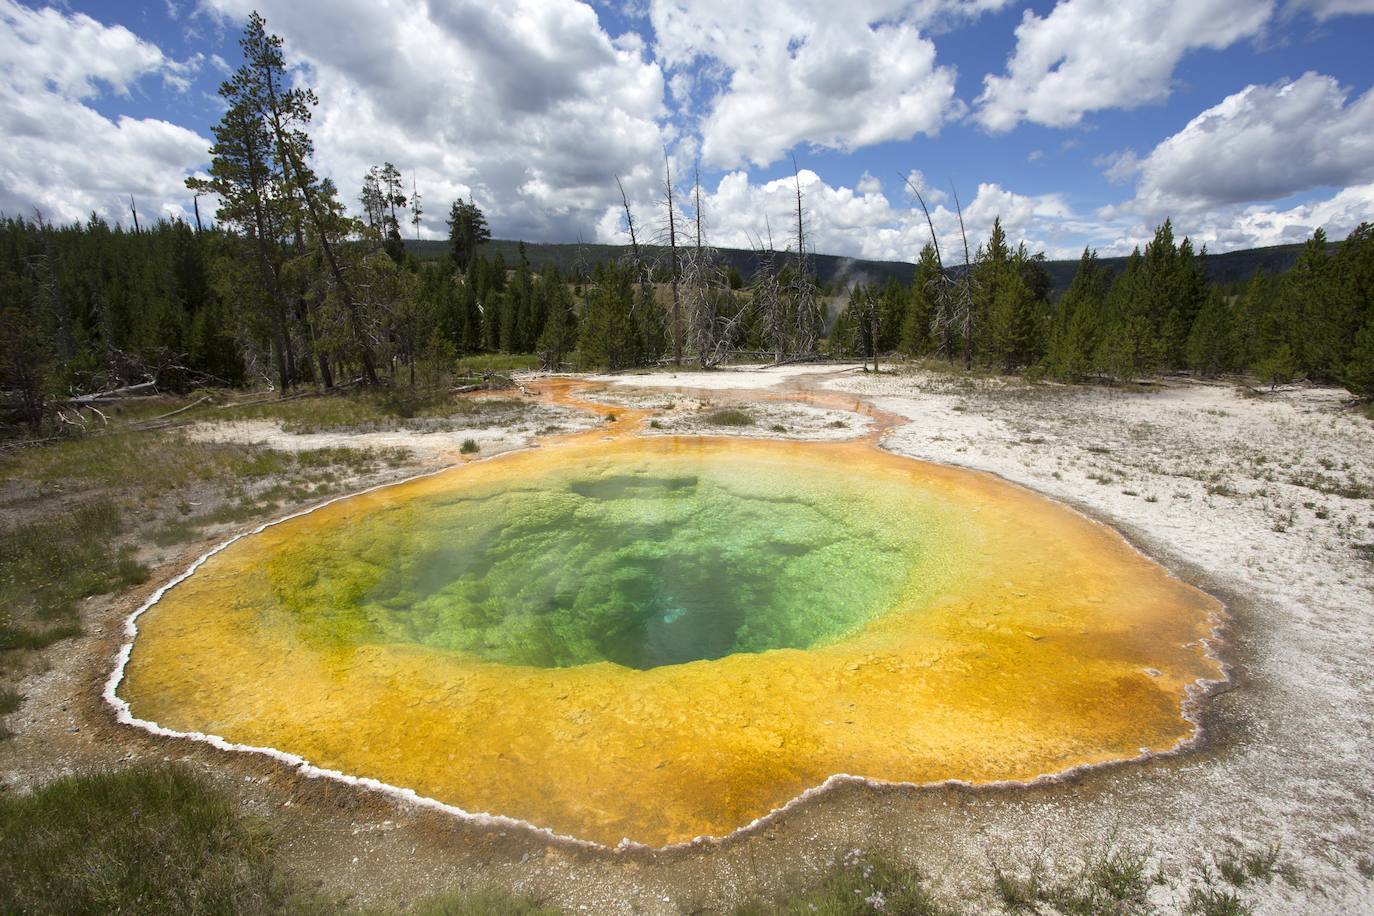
[184,398,596,460]
[817,368,1374,914]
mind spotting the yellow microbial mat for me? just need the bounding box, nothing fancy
[118,435,1223,847]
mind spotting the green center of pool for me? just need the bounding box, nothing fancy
[263,450,958,669]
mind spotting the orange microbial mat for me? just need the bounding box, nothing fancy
[118,434,1223,847]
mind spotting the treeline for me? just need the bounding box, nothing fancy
[829,219,1374,395]
[3,12,1372,430]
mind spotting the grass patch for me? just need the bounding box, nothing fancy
[0,765,323,915]
[407,888,560,915]
[735,852,949,915]
[460,439,480,454]
[224,391,531,435]
[1,431,413,663]
[1287,472,1373,500]
[1,431,273,496]
[703,408,754,427]
[992,844,1151,915]
[453,353,540,374]
[0,500,148,649]
[0,764,580,915]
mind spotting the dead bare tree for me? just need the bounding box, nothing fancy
[616,174,648,299]
[678,166,736,368]
[615,174,660,360]
[788,155,821,357]
[902,173,977,368]
[128,195,141,235]
[862,287,881,372]
[616,175,643,275]
[751,216,788,363]
[662,152,683,366]
[949,184,977,370]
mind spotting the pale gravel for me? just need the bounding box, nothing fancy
[182,401,596,460]
[580,386,873,441]
[588,363,868,390]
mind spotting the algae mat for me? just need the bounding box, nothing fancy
[116,436,1224,847]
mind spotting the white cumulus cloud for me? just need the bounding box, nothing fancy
[649,0,1008,168]
[202,0,669,241]
[975,0,1274,132]
[598,168,1084,262]
[0,0,208,225]
[1116,72,1374,218]
[1284,0,1374,18]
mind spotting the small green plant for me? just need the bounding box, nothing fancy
[460,439,480,454]
[0,687,20,742]
[703,408,753,427]
[769,424,787,433]
[1185,885,1251,916]
[993,863,1043,911]
[604,412,617,423]
[649,419,664,429]
[1241,844,1281,883]
[1218,854,1249,887]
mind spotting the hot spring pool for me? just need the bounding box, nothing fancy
[115,435,1224,847]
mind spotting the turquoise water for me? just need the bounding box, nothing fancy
[263,449,952,669]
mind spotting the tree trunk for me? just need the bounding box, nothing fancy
[665,154,682,367]
[244,147,290,395]
[262,69,378,385]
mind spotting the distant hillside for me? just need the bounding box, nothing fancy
[404,239,917,289]
[405,237,1330,297]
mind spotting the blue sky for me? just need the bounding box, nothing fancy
[3,0,1373,260]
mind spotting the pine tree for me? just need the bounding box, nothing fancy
[537,271,578,370]
[1186,286,1237,376]
[1044,248,1108,380]
[900,243,940,356]
[1282,229,1345,380]
[447,199,491,274]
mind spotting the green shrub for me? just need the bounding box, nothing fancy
[703,408,753,427]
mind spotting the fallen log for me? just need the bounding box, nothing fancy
[67,381,157,403]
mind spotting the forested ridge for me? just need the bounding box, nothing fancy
[402,236,1337,296]
[2,12,1372,432]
